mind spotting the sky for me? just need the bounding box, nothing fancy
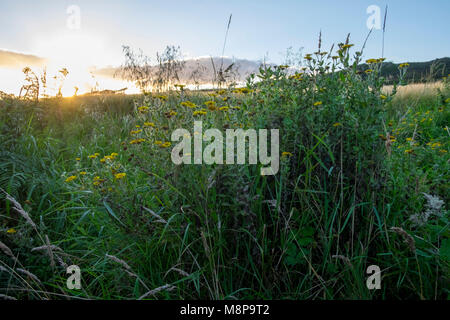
[0,0,449,95]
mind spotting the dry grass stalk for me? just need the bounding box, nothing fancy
[31,244,63,252]
[0,293,17,300]
[1,188,36,229]
[166,267,190,278]
[332,255,353,268]
[142,206,167,224]
[390,227,416,253]
[105,254,131,270]
[16,268,41,283]
[138,284,175,300]
[45,235,55,268]
[0,241,18,264]
[201,231,210,257]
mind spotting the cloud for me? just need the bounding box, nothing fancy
[91,57,267,84]
[0,49,47,69]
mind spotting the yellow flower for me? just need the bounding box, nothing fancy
[100,158,106,163]
[88,154,97,159]
[130,129,142,135]
[399,63,410,69]
[313,101,323,106]
[439,149,448,153]
[281,152,293,157]
[341,44,354,50]
[75,157,81,161]
[193,110,207,116]
[380,95,387,100]
[155,140,163,145]
[366,59,378,64]
[115,173,126,179]
[181,101,196,108]
[157,95,168,101]
[93,181,101,186]
[333,122,342,127]
[219,106,229,111]
[365,69,373,74]
[144,122,155,127]
[80,171,87,175]
[7,228,17,234]
[159,142,171,148]
[110,152,119,158]
[65,175,77,183]
[130,138,145,144]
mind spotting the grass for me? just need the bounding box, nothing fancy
[0,41,449,300]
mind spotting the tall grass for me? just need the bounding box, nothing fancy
[0,39,449,300]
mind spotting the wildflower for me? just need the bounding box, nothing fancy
[404,149,413,154]
[130,129,142,135]
[193,110,207,116]
[157,95,168,101]
[204,101,216,107]
[219,106,229,111]
[399,63,410,69]
[439,149,448,153]
[93,181,101,186]
[65,176,77,183]
[365,69,373,74]
[75,157,81,161]
[159,142,171,148]
[138,106,149,113]
[281,152,293,157]
[279,65,289,70]
[239,88,251,94]
[130,138,145,145]
[88,154,97,159]
[380,95,387,100]
[110,152,119,158]
[155,140,163,145]
[114,173,126,180]
[181,101,196,108]
[333,122,342,127]
[80,171,87,175]
[366,59,378,64]
[7,228,17,234]
[144,122,155,127]
[100,158,106,163]
[445,98,450,103]
[305,54,313,61]
[313,101,323,106]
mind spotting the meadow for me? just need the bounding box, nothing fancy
[0,42,449,300]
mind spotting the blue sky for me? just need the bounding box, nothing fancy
[1,0,449,66]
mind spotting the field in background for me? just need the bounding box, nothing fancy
[0,46,449,300]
